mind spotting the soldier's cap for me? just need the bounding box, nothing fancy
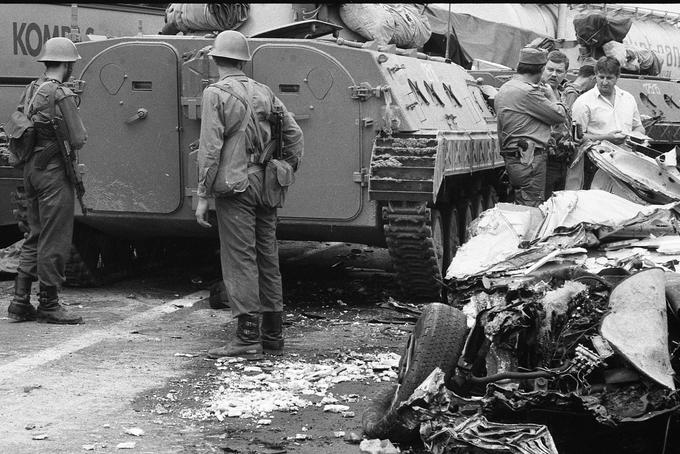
[518,47,548,65]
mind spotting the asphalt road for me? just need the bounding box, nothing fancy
[0,241,411,454]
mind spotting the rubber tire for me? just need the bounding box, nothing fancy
[362,303,468,442]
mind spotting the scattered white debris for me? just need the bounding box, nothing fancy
[256,419,271,425]
[334,431,346,438]
[154,404,169,415]
[185,352,400,422]
[116,441,136,449]
[323,404,350,413]
[359,438,400,454]
[124,427,145,437]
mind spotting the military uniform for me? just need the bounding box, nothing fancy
[9,37,87,324]
[17,77,87,287]
[494,48,567,207]
[198,67,302,321]
[196,31,303,359]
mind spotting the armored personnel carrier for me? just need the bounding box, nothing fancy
[57,20,504,301]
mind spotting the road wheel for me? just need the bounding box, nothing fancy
[362,303,468,442]
[458,200,473,245]
[470,193,484,219]
[430,208,445,279]
[483,185,498,211]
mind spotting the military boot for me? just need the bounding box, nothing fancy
[36,285,83,325]
[208,314,263,360]
[7,274,36,322]
[261,311,284,355]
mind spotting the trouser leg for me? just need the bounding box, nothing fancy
[17,164,39,281]
[255,205,282,313]
[504,153,547,207]
[35,163,74,287]
[215,189,260,318]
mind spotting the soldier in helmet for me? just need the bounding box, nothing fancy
[195,31,303,359]
[7,37,87,324]
[494,47,568,207]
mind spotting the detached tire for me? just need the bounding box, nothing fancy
[362,303,467,443]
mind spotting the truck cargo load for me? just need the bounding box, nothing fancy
[161,3,250,35]
[338,4,431,49]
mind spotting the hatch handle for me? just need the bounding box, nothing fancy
[126,108,148,124]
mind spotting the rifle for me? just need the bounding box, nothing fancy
[51,116,87,215]
[255,105,284,165]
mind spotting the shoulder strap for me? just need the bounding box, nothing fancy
[209,82,252,138]
[24,80,54,116]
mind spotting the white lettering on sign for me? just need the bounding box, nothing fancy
[643,83,661,95]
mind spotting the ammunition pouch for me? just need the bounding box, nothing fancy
[262,159,294,209]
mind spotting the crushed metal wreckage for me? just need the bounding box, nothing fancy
[363,188,680,452]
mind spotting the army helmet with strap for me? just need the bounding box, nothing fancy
[37,37,81,62]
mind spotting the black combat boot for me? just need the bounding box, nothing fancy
[261,311,284,355]
[208,314,263,360]
[7,274,36,322]
[36,285,83,325]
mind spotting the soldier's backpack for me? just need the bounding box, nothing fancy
[5,81,51,168]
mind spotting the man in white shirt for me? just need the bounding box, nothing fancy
[571,56,645,189]
[572,56,645,145]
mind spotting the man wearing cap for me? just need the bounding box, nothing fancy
[195,31,303,359]
[494,47,568,207]
[7,37,87,324]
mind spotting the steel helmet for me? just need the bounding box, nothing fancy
[37,37,81,62]
[208,30,251,61]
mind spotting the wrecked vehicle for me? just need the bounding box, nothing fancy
[363,191,680,453]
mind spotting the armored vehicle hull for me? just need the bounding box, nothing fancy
[61,33,503,300]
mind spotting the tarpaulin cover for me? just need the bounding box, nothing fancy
[424,5,549,69]
[573,12,632,47]
[163,3,249,34]
[339,4,432,49]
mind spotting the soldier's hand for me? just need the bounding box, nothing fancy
[540,84,556,101]
[195,197,212,228]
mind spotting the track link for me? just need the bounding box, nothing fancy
[382,202,442,302]
[370,134,443,302]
